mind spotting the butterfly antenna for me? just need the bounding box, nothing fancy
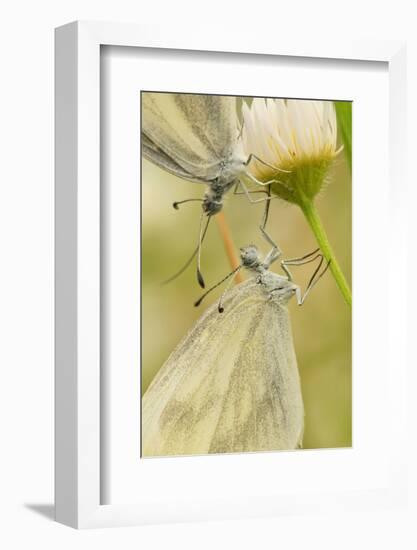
[173,198,203,210]
[196,213,211,288]
[194,265,241,308]
[161,246,198,286]
[161,217,210,286]
[217,267,243,313]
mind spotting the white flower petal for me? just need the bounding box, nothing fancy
[241,96,339,178]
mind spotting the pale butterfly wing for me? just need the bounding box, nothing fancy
[141,132,208,184]
[142,92,239,181]
[170,93,238,160]
[142,280,304,457]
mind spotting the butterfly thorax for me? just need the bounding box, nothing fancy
[202,147,246,216]
[240,245,298,305]
[258,271,298,305]
[217,150,246,184]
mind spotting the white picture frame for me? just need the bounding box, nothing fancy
[55,20,407,529]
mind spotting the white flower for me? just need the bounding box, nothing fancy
[241,98,341,203]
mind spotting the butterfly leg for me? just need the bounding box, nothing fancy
[245,153,291,174]
[261,184,271,229]
[234,179,276,204]
[232,184,269,197]
[259,226,283,267]
[281,249,322,281]
[282,253,331,304]
[268,258,329,306]
[234,180,275,229]
[244,171,282,188]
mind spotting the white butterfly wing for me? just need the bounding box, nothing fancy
[142,133,208,184]
[142,93,239,181]
[142,280,304,457]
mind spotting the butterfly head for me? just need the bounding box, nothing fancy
[203,186,224,215]
[240,245,261,268]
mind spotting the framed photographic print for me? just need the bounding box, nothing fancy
[55,21,407,528]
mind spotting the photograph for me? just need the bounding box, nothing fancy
[140,92,352,458]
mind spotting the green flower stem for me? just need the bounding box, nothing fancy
[299,198,352,307]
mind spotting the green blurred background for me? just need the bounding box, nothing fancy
[141,99,352,450]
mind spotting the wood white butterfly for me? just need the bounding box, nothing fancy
[142,92,279,287]
[142,229,329,456]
